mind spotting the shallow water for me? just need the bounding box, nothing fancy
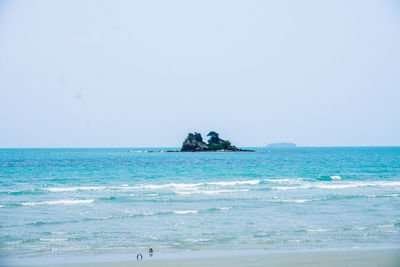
[1,147,399,260]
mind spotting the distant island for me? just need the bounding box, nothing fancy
[266,142,297,148]
[181,131,253,152]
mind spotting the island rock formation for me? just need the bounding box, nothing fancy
[180,131,252,152]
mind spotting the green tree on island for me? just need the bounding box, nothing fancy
[207,131,220,144]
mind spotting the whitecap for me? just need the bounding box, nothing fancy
[264,178,304,183]
[376,224,395,228]
[182,238,211,243]
[207,179,260,186]
[136,183,202,190]
[172,210,198,215]
[272,181,400,191]
[271,199,311,203]
[174,191,195,195]
[272,186,310,190]
[21,199,94,206]
[382,194,400,197]
[174,189,248,195]
[217,207,232,210]
[306,228,335,232]
[330,176,341,180]
[353,226,367,230]
[201,189,249,195]
[45,186,105,192]
[50,232,67,235]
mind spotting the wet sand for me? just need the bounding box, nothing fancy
[6,248,400,267]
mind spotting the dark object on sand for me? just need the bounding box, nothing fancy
[149,248,153,257]
[137,254,143,260]
[180,131,253,152]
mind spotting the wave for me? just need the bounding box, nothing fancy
[264,178,304,183]
[207,207,233,212]
[45,186,106,192]
[317,176,342,181]
[24,207,232,227]
[306,228,336,232]
[39,238,68,242]
[365,194,400,198]
[272,181,400,191]
[217,207,232,210]
[172,210,198,215]
[30,179,261,193]
[135,183,202,190]
[21,199,94,206]
[7,179,400,199]
[174,189,249,195]
[270,198,312,203]
[0,188,46,195]
[207,180,260,186]
[270,193,400,205]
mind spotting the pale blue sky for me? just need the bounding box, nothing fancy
[0,0,399,147]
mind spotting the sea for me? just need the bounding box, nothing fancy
[1,147,399,264]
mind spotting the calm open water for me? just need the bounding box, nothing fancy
[1,147,399,262]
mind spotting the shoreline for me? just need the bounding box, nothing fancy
[3,247,400,267]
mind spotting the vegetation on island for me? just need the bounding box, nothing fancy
[180,131,253,152]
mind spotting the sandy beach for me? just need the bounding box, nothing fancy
[5,248,400,267]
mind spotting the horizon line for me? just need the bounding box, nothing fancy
[1,145,400,149]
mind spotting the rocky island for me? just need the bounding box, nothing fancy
[181,131,253,152]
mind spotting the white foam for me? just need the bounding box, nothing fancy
[207,179,260,186]
[46,186,105,192]
[201,189,249,195]
[383,194,400,197]
[272,181,400,190]
[0,205,4,208]
[136,183,202,190]
[172,210,198,215]
[51,232,66,235]
[182,238,211,243]
[383,230,398,233]
[376,224,395,228]
[330,176,342,180]
[353,226,367,230]
[174,191,195,195]
[174,189,249,195]
[272,186,310,190]
[4,240,24,245]
[271,199,311,203]
[40,238,68,242]
[217,207,232,210]
[21,199,94,206]
[37,179,261,195]
[264,178,303,183]
[306,228,335,232]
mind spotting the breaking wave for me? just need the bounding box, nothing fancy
[21,199,94,206]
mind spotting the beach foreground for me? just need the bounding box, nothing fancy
[6,249,400,267]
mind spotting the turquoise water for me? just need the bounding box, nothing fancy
[1,147,400,262]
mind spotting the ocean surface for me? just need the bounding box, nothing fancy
[1,147,400,263]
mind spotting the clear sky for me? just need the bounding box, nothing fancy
[0,0,399,148]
